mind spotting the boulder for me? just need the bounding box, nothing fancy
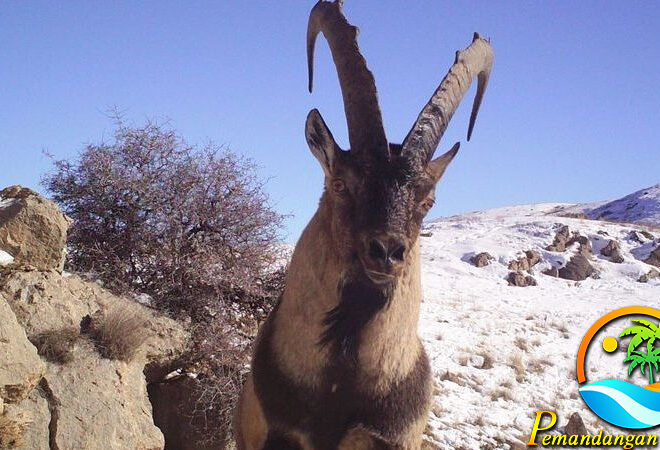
[0,270,189,450]
[1,389,50,450]
[506,272,537,287]
[0,294,45,404]
[508,250,542,272]
[564,412,588,436]
[558,254,594,281]
[644,245,660,268]
[0,271,188,363]
[471,252,494,268]
[0,186,71,271]
[543,267,559,278]
[43,342,164,450]
[639,269,660,283]
[628,230,653,244]
[545,225,592,254]
[600,239,624,263]
[545,225,571,252]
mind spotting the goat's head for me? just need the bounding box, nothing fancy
[305,1,493,285]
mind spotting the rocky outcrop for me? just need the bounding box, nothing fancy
[508,250,541,272]
[0,186,71,272]
[543,267,559,278]
[0,270,189,450]
[558,253,594,281]
[0,295,45,404]
[546,225,571,252]
[600,239,624,263]
[471,252,494,268]
[639,269,660,283]
[644,245,660,268]
[545,225,592,254]
[628,230,654,244]
[0,187,190,450]
[506,271,537,287]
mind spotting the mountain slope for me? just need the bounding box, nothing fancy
[419,204,659,448]
[556,184,660,227]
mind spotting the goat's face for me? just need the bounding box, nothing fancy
[305,1,492,285]
[306,112,459,285]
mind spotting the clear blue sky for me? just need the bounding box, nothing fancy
[1,1,658,241]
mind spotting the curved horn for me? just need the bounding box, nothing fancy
[307,0,388,159]
[402,33,493,165]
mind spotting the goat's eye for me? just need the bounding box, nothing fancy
[331,179,346,193]
[421,198,435,212]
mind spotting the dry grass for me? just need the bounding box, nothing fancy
[528,357,553,374]
[490,387,514,402]
[88,308,148,361]
[0,412,29,449]
[514,336,529,352]
[29,328,79,364]
[508,353,526,383]
[477,351,494,369]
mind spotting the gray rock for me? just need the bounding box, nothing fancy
[639,269,660,283]
[600,239,624,263]
[558,254,594,281]
[644,245,660,268]
[471,252,494,268]
[2,389,50,450]
[0,295,45,404]
[509,250,542,272]
[546,225,571,252]
[543,267,559,277]
[564,412,588,436]
[507,271,537,287]
[0,186,71,272]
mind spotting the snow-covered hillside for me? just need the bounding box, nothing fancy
[556,184,660,228]
[418,203,660,449]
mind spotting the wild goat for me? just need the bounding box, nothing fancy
[235,1,493,448]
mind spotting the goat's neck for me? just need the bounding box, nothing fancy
[273,199,423,390]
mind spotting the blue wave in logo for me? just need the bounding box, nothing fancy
[580,379,660,429]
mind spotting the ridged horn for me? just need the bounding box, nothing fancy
[307,0,388,159]
[402,33,493,166]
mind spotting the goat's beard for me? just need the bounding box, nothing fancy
[318,267,394,359]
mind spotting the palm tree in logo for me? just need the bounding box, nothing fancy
[620,319,660,384]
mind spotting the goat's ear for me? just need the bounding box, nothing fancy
[428,142,460,184]
[305,109,340,177]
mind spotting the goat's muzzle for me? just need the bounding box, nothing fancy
[360,233,407,284]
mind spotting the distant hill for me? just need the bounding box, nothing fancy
[556,184,660,228]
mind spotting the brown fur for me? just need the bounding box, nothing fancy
[235,193,434,449]
[235,1,491,446]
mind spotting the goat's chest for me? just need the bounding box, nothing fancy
[253,334,431,449]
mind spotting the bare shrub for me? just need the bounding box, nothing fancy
[88,309,148,362]
[42,118,285,320]
[43,118,286,445]
[0,412,29,449]
[29,328,79,364]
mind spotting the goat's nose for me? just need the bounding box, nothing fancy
[367,236,406,265]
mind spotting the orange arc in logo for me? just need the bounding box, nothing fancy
[577,306,660,384]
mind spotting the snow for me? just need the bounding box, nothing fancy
[556,184,660,228]
[0,197,16,209]
[0,250,13,266]
[419,203,660,448]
